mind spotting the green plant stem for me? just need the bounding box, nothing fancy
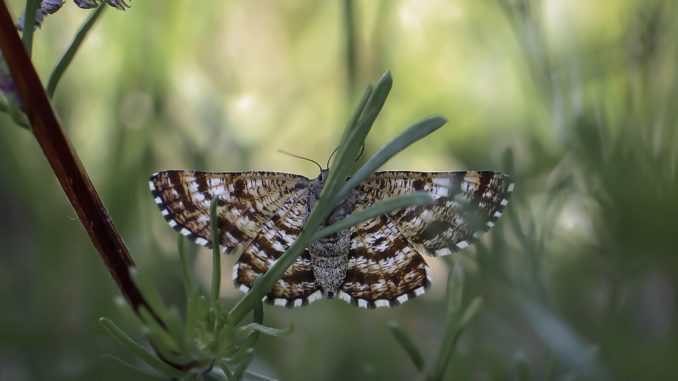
[388,320,425,372]
[426,298,482,381]
[227,72,444,326]
[0,0,160,335]
[46,2,106,98]
[210,196,222,305]
[227,75,392,325]
[312,192,434,241]
[342,0,358,96]
[334,115,447,205]
[21,0,40,54]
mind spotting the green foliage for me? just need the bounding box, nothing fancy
[2,0,678,380]
[100,72,442,379]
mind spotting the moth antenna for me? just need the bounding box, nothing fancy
[326,146,340,169]
[277,150,323,173]
[355,144,365,162]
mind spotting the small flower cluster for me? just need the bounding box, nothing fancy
[17,0,130,31]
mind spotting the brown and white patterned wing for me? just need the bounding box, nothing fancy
[149,170,308,251]
[338,214,432,309]
[233,190,322,307]
[356,171,514,257]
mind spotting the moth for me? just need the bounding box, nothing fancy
[149,168,513,308]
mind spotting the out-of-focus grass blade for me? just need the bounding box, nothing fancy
[514,353,531,381]
[335,115,446,204]
[46,3,106,97]
[138,307,181,358]
[428,297,482,381]
[99,317,185,378]
[20,0,40,53]
[446,264,464,318]
[388,320,425,372]
[312,192,433,241]
[129,268,170,322]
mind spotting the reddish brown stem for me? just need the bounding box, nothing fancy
[0,1,148,314]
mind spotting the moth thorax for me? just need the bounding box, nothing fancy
[309,229,351,297]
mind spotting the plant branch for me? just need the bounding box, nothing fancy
[0,0,151,317]
[46,2,106,98]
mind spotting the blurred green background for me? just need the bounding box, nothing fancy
[1,0,677,380]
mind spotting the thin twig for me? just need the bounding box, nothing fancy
[0,0,149,324]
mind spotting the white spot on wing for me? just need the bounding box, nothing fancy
[195,237,209,246]
[154,197,163,204]
[238,284,250,293]
[168,220,178,228]
[500,198,509,206]
[273,298,287,307]
[180,228,192,237]
[357,299,369,309]
[433,177,451,187]
[397,294,409,304]
[375,299,390,308]
[338,291,351,303]
[293,299,303,308]
[307,290,323,304]
[486,221,495,228]
[414,286,426,296]
[456,240,469,249]
[508,183,515,192]
[149,182,156,191]
[232,264,239,282]
[435,248,452,256]
[493,211,502,218]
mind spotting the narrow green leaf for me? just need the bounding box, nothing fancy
[458,297,482,328]
[312,192,434,241]
[210,195,222,304]
[21,0,40,54]
[46,3,106,97]
[99,317,185,378]
[388,320,425,372]
[184,290,205,350]
[319,71,392,208]
[427,297,482,381]
[177,235,194,301]
[129,268,170,321]
[138,307,181,357]
[237,322,293,338]
[335,115,447,204]
[232,348,254,381]
[446,264,464,319]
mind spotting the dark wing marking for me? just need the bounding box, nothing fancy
[356,171,514,257]
[232,189,322,307]
[149,170,307,251]
[339,214,432,309]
